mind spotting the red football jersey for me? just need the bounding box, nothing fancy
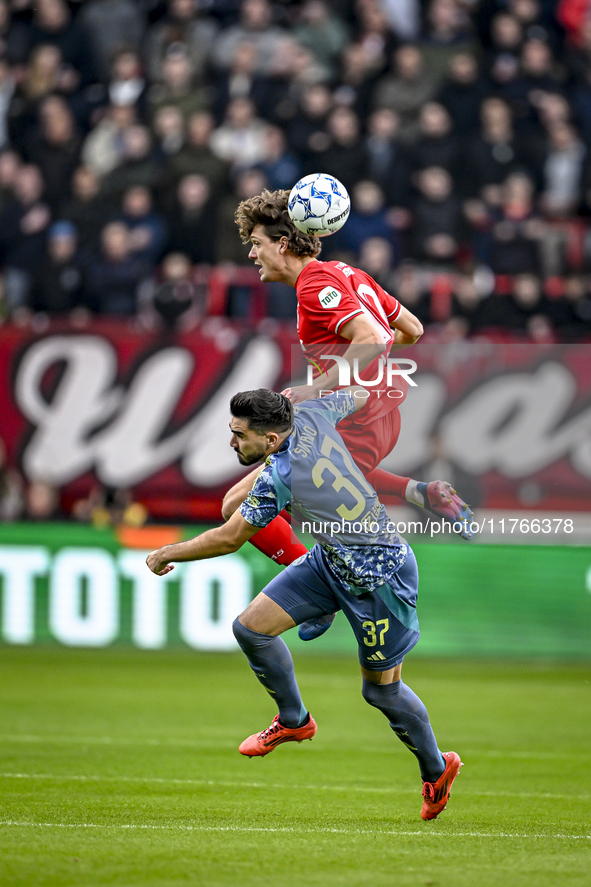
[295,259,408,421]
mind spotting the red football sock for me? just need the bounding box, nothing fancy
[249,515,307,566]
[365,468,410,503]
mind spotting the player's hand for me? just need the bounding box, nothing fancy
[146,549,175,576]
[281,384,319,404]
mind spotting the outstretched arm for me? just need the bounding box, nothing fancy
[146,510,259,575]
[390,304,423,348]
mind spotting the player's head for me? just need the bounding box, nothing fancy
[229,389,293,465]
[235,189,322,259]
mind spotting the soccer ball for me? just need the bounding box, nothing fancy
[288,173,350,237]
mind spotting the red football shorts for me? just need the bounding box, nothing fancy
[337,407,401,475]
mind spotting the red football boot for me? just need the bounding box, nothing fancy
[421,751,463,820]
[239,714,317,757]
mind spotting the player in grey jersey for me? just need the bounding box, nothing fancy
[146,387,462,820]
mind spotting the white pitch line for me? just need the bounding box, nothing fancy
[0,734,233,748]
[1,735,588,761]
[0,820,588,840]
[0,772,589,802]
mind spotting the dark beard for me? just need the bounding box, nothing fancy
[236,450,262,466]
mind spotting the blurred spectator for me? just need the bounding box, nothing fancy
[336,37,386,122]
[73,484,147,527]
[101,124,160,197]
[26,0,87,83]
[29,219,85,314]
[410,166,462,264]
[378,0,420,43]
[86,221,149,314]
[292,1,349,80]
[255,124,300,191]
[210,96,268,171]
[0,148,20,212]
[357,235,397,291]
[355,0,399,65]
[120,184,167,264]
[25,479,61,521]
[152,103,185,158]
[504,38,564,123]
[108,48,146,113]
[0,57,14,150]
[212,37,282,122]
[25,94,81,210]
[61,165,113,259]
[509,272,554,333]
[78,0,145,83]
[409,101,460,177]
[388,260,432,325]
[449,271,488,334]
[170,110,230,197]
[546,273,591,340]
[167,173,216,264]
[144,0,219,83]
[466,171,546,275]
[437,52,488,136]
[419,0,475,85]
[283,82,333,167]
[363,108,410,208]
[148,41,206,120]
[0,163,51,310]
[462,97,533,199]
[140,250,206,329]
[485,11,524,72]
[0,438,23,521]
[540,122,586,218]
[333,180,398,259]
[373,44,438,144]
[211,0,286,76]
[216,167,268,264]
[311,105,367,191]
[81,103,136,177]
[8,44,69,152]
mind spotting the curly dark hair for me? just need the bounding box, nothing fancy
[234,189,322,258]
[230,389,293,435]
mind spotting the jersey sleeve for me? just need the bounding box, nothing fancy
[294,391,357,428]
[297,268,364,339]
[377,283,401,323]
[238,462,279,528]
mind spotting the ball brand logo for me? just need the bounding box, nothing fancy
[306,355,418,388]
[326,209,349,225]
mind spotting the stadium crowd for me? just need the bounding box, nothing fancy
[0,0,589,340]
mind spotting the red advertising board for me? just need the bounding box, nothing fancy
[1,321,590,517]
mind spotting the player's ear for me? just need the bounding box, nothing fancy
[279,237,289,253]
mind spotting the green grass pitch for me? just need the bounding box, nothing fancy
[1,645,589,887]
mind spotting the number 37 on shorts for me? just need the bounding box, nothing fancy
[362,618,390,647]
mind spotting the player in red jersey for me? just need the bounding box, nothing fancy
[222,189,473,639]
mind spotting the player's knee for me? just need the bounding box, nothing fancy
[232,616,250,648]
[361,678,401,710]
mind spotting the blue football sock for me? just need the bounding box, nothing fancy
[362,679,446,782]
[232,618,308,728]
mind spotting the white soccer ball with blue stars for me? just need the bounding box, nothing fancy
[288,173,350,237]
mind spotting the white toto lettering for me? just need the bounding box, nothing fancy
[49,549,119,647]
[0,547,50,644]
[0,545,251,651]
